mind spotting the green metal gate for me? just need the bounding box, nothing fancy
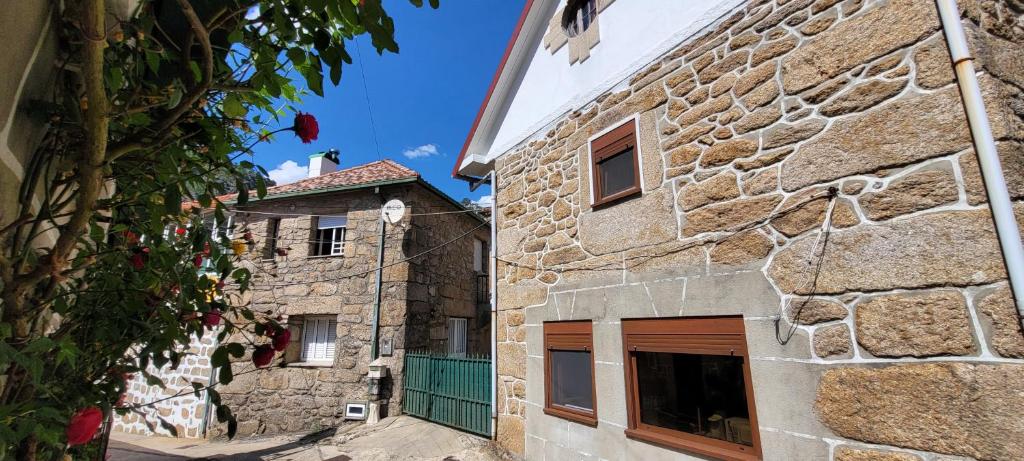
[403,351,492,436]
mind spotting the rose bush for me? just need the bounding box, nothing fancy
[0,0,438,459]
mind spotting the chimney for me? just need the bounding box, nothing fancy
[308,149,340,178]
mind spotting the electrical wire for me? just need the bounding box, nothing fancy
[354,36,383,161]
[229,207,484,218]
[241,220,490,289]
[774,188,838,345]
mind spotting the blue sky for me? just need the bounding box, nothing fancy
[252,0,526,205]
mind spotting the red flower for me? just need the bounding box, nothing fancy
[202,242,211,256]
[123,230,139,245]
[66,407,103,446]
[130,253,145,270]
[252,344,275,367]
[272,329,291,352]
[175,227,186,236]
[193,254,204,268]
[203,309,221,327]
[293,112,319,144]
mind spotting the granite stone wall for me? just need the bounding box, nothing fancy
[206,183,486,437]
[491,0,1024,459]
[113,334,217,438]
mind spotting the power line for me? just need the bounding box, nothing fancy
[229,207,483,218]
[354,36,383,161]
[241,220,490,289]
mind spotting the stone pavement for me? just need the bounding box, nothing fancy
[107,416,505,461]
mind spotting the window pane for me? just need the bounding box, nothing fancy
[598,148,636,198]
[635,352,752,447]
[551,350,594,412]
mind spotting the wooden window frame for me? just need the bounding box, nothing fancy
[589,118,641,207]
[621,316,762,461]
[543,321,598,426]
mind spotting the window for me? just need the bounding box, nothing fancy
[622,317,761,460]
[473,238,487,273]
[301,316,338,362]
[544,321,596,426]
[311,215,346,257]
[448,318,468,356]
[590,119,641,206]
[216,214,235,240]
[562,0,597,37]
[262,218,280,260]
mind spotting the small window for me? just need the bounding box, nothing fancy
[311,215,346,257]
[473,238,487,273]
[544,321,596,426]
[622,317,761,460]
[562,0,597,38]
[448,318,468,356]
[301,316,338,362]
[590,119,641,206]
[216,214,235,240]
[262,218,280,260]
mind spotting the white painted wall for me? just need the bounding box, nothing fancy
[481,0,744,162]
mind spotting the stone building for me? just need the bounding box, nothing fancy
[454,1,1024,460]
[217,157,490,436]
[118,157,491,437]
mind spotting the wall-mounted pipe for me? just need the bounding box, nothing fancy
[488,171,498,438]
[936,0,1024,316]
[370,193,386,360]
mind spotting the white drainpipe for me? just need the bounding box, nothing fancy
[936,0,1024,317]
[488,170,498,438]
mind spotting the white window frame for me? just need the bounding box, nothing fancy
[312,216,347,257]
[300,316,338,363]
[473,238,487,273]
[448,317,468,357]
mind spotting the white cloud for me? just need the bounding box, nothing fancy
[402,143,440,159]
[267,160,307,185]
[473,195,493,208]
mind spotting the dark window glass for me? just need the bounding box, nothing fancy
[635,352,753,447]
[550,350,594,412]
[598,147,636,198]
[262,218,280,259]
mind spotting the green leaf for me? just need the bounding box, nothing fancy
[223,95,247,118]
[166,84,183,108]
[286,47,306,66]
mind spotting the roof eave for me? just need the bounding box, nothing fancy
[224,176,420,206]
[452,0,549,179]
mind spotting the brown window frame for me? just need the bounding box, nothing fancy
[590,118,641,207]
[543,321,598,426]
[621,316,762,461]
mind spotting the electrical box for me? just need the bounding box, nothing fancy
[368,359,389,379]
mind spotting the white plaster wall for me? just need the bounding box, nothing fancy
[484,0,745,161]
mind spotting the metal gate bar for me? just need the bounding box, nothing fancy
[403,350,491,436]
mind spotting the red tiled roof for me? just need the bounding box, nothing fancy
[182,159,419,211]
[262,159,418,197]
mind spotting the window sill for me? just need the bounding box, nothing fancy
[286,361,334,368]
[305,254,344,259]
[591,186,642,209]
[624,427,760,461]
[543,406,597,427]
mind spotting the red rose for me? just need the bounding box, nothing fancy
[193,254,204,268]
[252,344,275,367]
[175,227,186,236]
[293,112,319,144]
[123,230,139,245]
[130,253,145,270]
[202,242,211,256]
[272,329,291,351]
[66,407,103,446]
[203,309,221,327]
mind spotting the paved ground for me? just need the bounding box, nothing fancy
[108,416,504,461]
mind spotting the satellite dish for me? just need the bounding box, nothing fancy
[382,199,406,224]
